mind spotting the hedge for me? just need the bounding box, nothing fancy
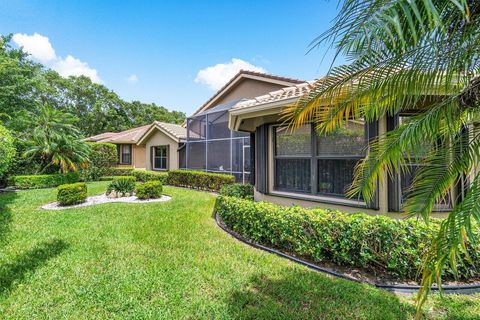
[167,170,235,191]
[215,196,480,281]
[57,183,87,206]
[108,168,134,176]
[136,181,163,199]
[219,183,254,200]
[131,170,168,184]
[8,172,80,189]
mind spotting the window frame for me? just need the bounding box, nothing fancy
[153,145,169,171]
[118,144,132,165]
[271,123,368,203]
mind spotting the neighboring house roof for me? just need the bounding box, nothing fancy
[190,70,305,119]
[136,121,187,145]
[85,121,186,145]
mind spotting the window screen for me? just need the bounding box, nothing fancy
[187,142,206,169]
[119,144,132,165]
[153,146,168,170]
[207,111,230,139]
[207,140,231,171]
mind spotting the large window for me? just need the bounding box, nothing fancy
[118,144,132,165]
[273,122,367,200]
[153,146,168,170]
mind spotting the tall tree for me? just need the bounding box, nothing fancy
[283,0,479,314]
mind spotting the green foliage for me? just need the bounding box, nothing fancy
[57,182,87,206]
[167,170,235,191]
[135,181,163,200]
[81,143,117,181]
[131,170,168,183]
[106,176,136,194]
[23,105,91,173]
[216,196,480,281]
[219,183,254,200]
[0,124,15,178]
[98,176,127,181]
[8,172,80,189]
[108,168,134,176]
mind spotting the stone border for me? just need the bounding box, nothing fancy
[42,194,172,210]
[215,213,480,295]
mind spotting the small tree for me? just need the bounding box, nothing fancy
[82,143,117,181]
[0,124,15,178]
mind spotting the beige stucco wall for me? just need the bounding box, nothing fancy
[133,145,146,169]
[144,131,180,171]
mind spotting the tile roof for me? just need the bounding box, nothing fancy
[153,121,187,140]
[232,81,315,111]
[191,70,305,117]
[85,122,187,145]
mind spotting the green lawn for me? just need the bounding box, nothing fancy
[0,182,478,319]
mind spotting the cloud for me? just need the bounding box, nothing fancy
[125,74,138,84]
[12,32,56,63]
[12,33,102,83]
[53,55,102,83]
[195,58,267,90]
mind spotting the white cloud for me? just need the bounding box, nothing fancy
[12,32,102,83]
[53,55,102,83]
[126,74,138,84]
[195,58,267,90]
[12,32,56,63]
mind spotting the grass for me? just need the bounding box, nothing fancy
[0,182,478,319]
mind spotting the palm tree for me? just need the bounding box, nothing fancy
[24,105,91,173]
[283,0,479,313]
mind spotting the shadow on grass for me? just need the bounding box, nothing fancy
[0,191,18,244]
[226,268,415,320]
[0,239,68,295]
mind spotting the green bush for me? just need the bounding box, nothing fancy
[57,183,87,206]
[106,176,136,195]
[108,168,134,176]
[167,170,235,191]
[8,172,80,189]
[98,176,127,181]
[219,183,254,200]
[215,196,480,281]
[132,170,168,184]
[81,143,118,181]
[0,125,16,179]
[136,181,163,199]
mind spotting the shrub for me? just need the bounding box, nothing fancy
[98,176,127,181]
[219,183,254,200]
[136,181,163,199]
[167,170,235,191]
[8,172,80,189]
[215,196,480,281]
[57,183,87,206]
[108,168,134,176]
[106,176,136,195]
[81,143,118,181]
[0,125,15,179]
[132,170,168,184]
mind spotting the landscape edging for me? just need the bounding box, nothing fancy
[214,213,480,295]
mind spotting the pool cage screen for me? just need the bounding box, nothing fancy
[181,102,251,183]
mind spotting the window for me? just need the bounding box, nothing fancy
[153,146,168,170]
[118,144,132,165]
[272,122,367,199]
[274,125,312,193]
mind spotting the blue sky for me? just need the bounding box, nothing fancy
[0,0,342,115]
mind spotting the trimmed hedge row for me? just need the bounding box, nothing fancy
[131,170,168,184]
[219,183,254,200]
[167,170,235,191]
[108,168,134,176]
[136,181,163,199]
[8,172,80,189]
[215,196,480,281]
[57,183,87,206]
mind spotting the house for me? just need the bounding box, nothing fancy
[85,121,186,171]
[228,81,458,217]
[181,70,304,182]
